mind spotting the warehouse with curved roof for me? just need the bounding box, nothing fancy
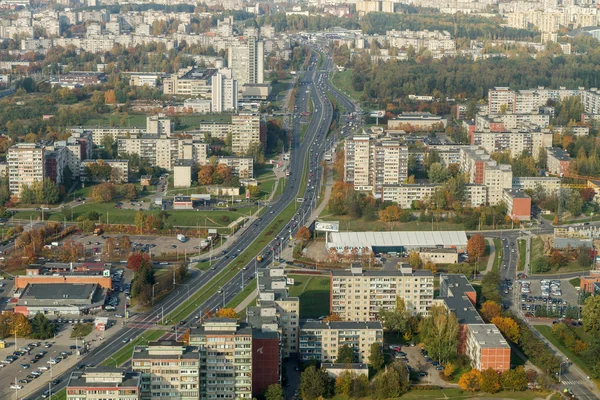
[325,231,468,254]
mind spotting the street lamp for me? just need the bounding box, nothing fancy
[152,282,159,305]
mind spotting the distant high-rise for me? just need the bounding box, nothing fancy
[228,37,264,87]
[8,143,45,197]
[211,68,238,112]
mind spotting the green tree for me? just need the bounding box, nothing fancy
[420,304,459,364]
[264,383,284,400]
[428,162,450,183]
[500,366,529,391]
[378,297,409,335]
[334,370,354,396]
[481,270,502,304]
[29,313,55,339]
[299,366,332,400]
[371,362,409,399]
[582,295,600,336]
[337,344,354,363]
[369,342,384,370]
[480,368,501,393]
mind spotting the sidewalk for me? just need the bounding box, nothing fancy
[482,238,496,275]
[234,289,258,313]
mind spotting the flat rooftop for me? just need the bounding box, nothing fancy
[300,321,383,330]
[327,231,468,250]
[468,324,510,348]
[20,283,96,300]
[67,369,140,388]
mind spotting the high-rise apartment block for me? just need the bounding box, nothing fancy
[189,319,253,400]
[66,367,142,400]
[131,341,200,400]
[299,321,383,363]
[228,38,264,87]
[344,135,408,192]
[211,68,238,113]
[487,86,598,115]
[8,142,45,196]
[231,114,264,155]
[330,263,434,320]
[459,148,513,205]
[147,115,173,137]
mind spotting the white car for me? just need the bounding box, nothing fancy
[10,385,23,390]
[47,359,58,365]
[38,366,48,371]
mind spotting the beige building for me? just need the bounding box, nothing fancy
[173,163,192,188]
[459,148,513,205]
[66,367,142,400]
[69,127,146,146]
[299,321,383,363]
[231,114,263,155]
[118,137,209,170]
[80,159,129,183]
[131,341,200,400]
[189,319,253,400]
[247,268,300,358]
[330,264,434,320]
[8,143,45,196]
[344,135,408,192]
[419,248,459,264]
[228,38,264,87]
[381,183,487,208]
[216,156,254,179]
[511,177,561,195]
[146,115,172,136]
[163,67,216,97]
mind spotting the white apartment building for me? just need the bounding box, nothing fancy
[211,68,238,112]
[475,113,551,131]
[299,321,383,363]
[512,176,561,194]
[118,137,209,170]
[163,67,216,97]
[385,29,456,53]
[189,319,253,400]
[231,114,262,155]
[344,136,408,192]
[68,127,146,146]
[66,368,142,400]
[487,86,596,115]
[132,341,200,400]
[8,143,45,196]
[381,183,487,208]
[472,130,552,160]
[80,159,129,183]
[330,264,434,320]
[146,115,172,136]
[216,156,253,178]
[459,148,513,205]
[228,38,264,88]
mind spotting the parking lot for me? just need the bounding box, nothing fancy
[387,344,450,387]
[517,278,581,318]
[0,321,119,399]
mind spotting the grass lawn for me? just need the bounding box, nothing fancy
[518,239,527,271]
[49,389,66,400]
[287,274,330,318]
[331,69,363,103]
[225,279,256,309]
[259,178,278,198]
[274,179,285,198]
[492,238,502,272]
[70,322,93,338]
[100,330,163,367]
[331,389,549,400]
[569,277,580,288]
[534,325,597,382]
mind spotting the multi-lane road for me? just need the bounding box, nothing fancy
[26,50,342,400]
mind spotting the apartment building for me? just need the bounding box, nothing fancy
[118,136,207,170]
[471,130,552,161]
[216,156,253,179]
[299,321,383,363]
[212,68,238,112]
[247,267,300,358]
[387,112,447,131]
[44,145,66,186]
[231,114,264,155]
[344,135,408,192]
[547,147,572,175]
[511,176,561,194]
[8,142,45,196]
[198,122,231,141]
[66,367,142,400]
[228,37,264,87]
[330,264,434,320]
[381,183,487,208]
[146,115,173,136]
[475,113,551,131]
[80,159,129,183]
[189,319,253,400]
[459,148,513,205]
[487,86,598,115]
[385,29,456,53]
[131,341,200,400]
[503,189,532,221]
[465,325,512,372]
[163,67,216,97]
[69,127,146,146]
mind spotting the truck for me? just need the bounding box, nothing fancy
[256,255,263,262]
[93,227,103,236]
[177,234,186,243]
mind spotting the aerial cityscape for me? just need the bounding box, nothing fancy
[1,0,600,399]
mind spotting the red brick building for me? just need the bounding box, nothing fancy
[251,331,280,398]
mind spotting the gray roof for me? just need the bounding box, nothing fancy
[67,369,141,389]
[300,321,383,330]
[20,283,97,300]
[331,269,432,277]
[322,363,369,370]
[467,324,510,348]
[548,147,572,161]
[327,231,467,249]
[441,296,484,325]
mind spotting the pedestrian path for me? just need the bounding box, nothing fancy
[481,238,496,275]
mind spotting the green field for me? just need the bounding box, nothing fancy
[569,277,580,288]
[287,274,330,318]
[100,330,163,367]
[518,239,527,271]
[49,389,66,400]
[330,69,363,103]
[225,279,257,309]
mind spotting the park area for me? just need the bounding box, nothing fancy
[287,274,330,318]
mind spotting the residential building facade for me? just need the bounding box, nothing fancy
[8,142,45,196]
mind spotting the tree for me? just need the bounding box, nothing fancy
[481,270,502,304]
[264,383,284,400]
[443,362,456,379]
[300,366,332,400]
[420,304,459,364]
[29,313,55,339]
[198,165,214,185]
[371,362,409,399]
[500,366,529,391]
[246,185,261,198]
[491,316,520,343]
[428,162,450,183]
[582,295,600,336]
[408,251,422,268]
[10,313,32,337]
[479,368,501,393]
[127,252,150,272]
[216,308,238,319]
[91,182,116,202]
[378,205,402,222]
[458,369,481,392]
[337,344,354,364]
[480,301,502,322]
[368,343,384,370]
[122,184,138,200]
[467,234,486,259]
[295,226,311,242]
[104,89,117,104]
[378,296,409,335]
[322,313,342,322]
[334,371,354,396]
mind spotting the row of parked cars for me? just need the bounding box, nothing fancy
[4,343,63,392]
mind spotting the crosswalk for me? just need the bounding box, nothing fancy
[561,380,581,385]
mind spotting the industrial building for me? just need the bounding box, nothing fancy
[325,231,468,254]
